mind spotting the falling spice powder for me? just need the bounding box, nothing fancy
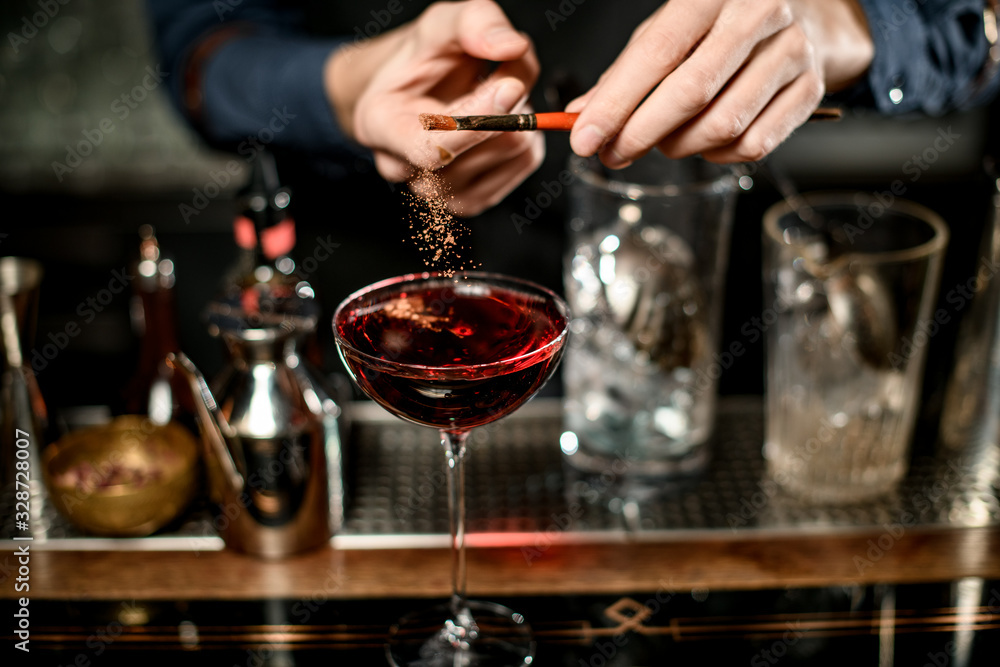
[405,165,479,277]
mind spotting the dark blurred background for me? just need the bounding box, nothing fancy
[1,0,997,439]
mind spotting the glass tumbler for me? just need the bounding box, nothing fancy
[562,153,738,480]
[762,192,948,504]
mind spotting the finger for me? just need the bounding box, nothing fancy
[564,2,671,116]
[447,41,540,116]
[564,94,590,114]
[438,131,540,193]
[409,76,531,170]
[569,0,723,158]
[698,71,824,163]
[372,150,416,183]
[404,3,537,98]
[658,24,817,158]
[456,0,532,61]
[416,0,530,62]
[360,72,528,176]
[444,134,545,216]
[564,73,605,113]
[488,38,540,95]
[598,0,795,167]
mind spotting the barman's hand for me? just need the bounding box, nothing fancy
[568,0,874,166]
[326,0,543,216]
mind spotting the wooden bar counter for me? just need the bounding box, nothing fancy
[6,399,1000,663]
[19,524,1000,602]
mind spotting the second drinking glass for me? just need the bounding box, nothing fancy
[762,192,949,504]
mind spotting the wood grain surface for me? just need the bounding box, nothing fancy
[13,525,1000,601]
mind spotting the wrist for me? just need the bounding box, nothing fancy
[793,0,874,93]
[324,26,412,142]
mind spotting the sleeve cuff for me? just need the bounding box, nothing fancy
[854,0,991,115]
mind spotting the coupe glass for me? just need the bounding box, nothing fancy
[333,271,570,666]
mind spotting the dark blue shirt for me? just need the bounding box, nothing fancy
[148,0,354,156]
[147,0,1000,156]
[855,0,1000,114]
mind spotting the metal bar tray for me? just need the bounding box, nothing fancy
[3,397,997,551]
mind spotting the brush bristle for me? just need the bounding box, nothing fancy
[420,113,457,131]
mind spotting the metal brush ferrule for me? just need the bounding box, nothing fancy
[454,114,537,131]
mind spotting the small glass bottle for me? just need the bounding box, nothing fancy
[125,224,183,424]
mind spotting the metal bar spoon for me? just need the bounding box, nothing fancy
[754,162,898,371]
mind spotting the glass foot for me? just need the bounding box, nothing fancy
[385,600,534,667]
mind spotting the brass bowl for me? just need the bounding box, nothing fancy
[43,416,200,537]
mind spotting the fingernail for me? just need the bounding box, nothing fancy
[436,145,454,166]
[485,27,526,50]
[573,124,606,156]
[493,80,522,112]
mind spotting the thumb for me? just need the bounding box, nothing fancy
[453,0,530,61]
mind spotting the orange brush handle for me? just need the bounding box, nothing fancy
[533,112,579,131]
[532,108,840,130]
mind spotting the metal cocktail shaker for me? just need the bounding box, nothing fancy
[170,151,348,558]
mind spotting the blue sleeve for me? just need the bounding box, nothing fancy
[852,0,1000,114]
[146,0,358,156]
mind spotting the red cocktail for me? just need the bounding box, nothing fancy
[333,271,569,666]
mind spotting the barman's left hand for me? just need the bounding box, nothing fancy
[328,0,543,216]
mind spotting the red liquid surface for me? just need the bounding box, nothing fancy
[336,279,567,431]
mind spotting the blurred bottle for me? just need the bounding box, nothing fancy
[939,162,1000,483]
[125,225,184,424]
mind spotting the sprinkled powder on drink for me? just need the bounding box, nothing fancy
[405,166,479,277]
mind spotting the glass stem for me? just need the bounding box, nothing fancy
[442,429,469,619]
